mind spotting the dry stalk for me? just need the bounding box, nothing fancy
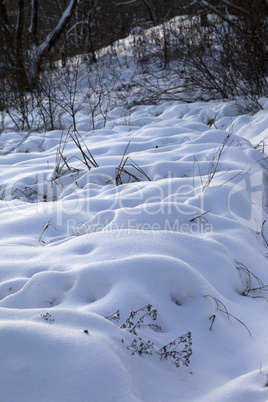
[204,294,251,336]
[115,141,151,186]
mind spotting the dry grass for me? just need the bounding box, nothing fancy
[115,141,151,186]
[52,128,98,183]
[204,294,251,335]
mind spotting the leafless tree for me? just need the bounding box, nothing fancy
[0,0,78,93]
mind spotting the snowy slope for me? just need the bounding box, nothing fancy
[0,57,268,400]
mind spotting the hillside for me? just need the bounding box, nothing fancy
[0,32,268,401]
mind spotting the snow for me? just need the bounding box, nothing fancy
[1,42,268,402]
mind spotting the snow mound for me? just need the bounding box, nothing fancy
[1,99,268,401]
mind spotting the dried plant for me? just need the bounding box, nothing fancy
[105,305,192,368]
[115,141,151,186]
[120,304,161,335]
[204,295,251,336]
[158,331,192,367]
[203,133,232,189]
[40,312,55,323]
[69,130,98,169]
[235,261,263,296]
[39,219,58,244]
[235,261,268,301]
[127,338,154,356]
[105,310,120,322]
[51,128,98,184]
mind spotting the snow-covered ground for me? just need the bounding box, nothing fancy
[0,41,268,401]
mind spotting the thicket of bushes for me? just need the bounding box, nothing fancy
[0,0,267,131]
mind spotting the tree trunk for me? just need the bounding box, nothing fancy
[0,0,78,93]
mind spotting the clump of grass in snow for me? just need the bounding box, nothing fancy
[115,141,151,186]
[51,128,98,182]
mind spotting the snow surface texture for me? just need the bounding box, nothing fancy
[1,93,268,399]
